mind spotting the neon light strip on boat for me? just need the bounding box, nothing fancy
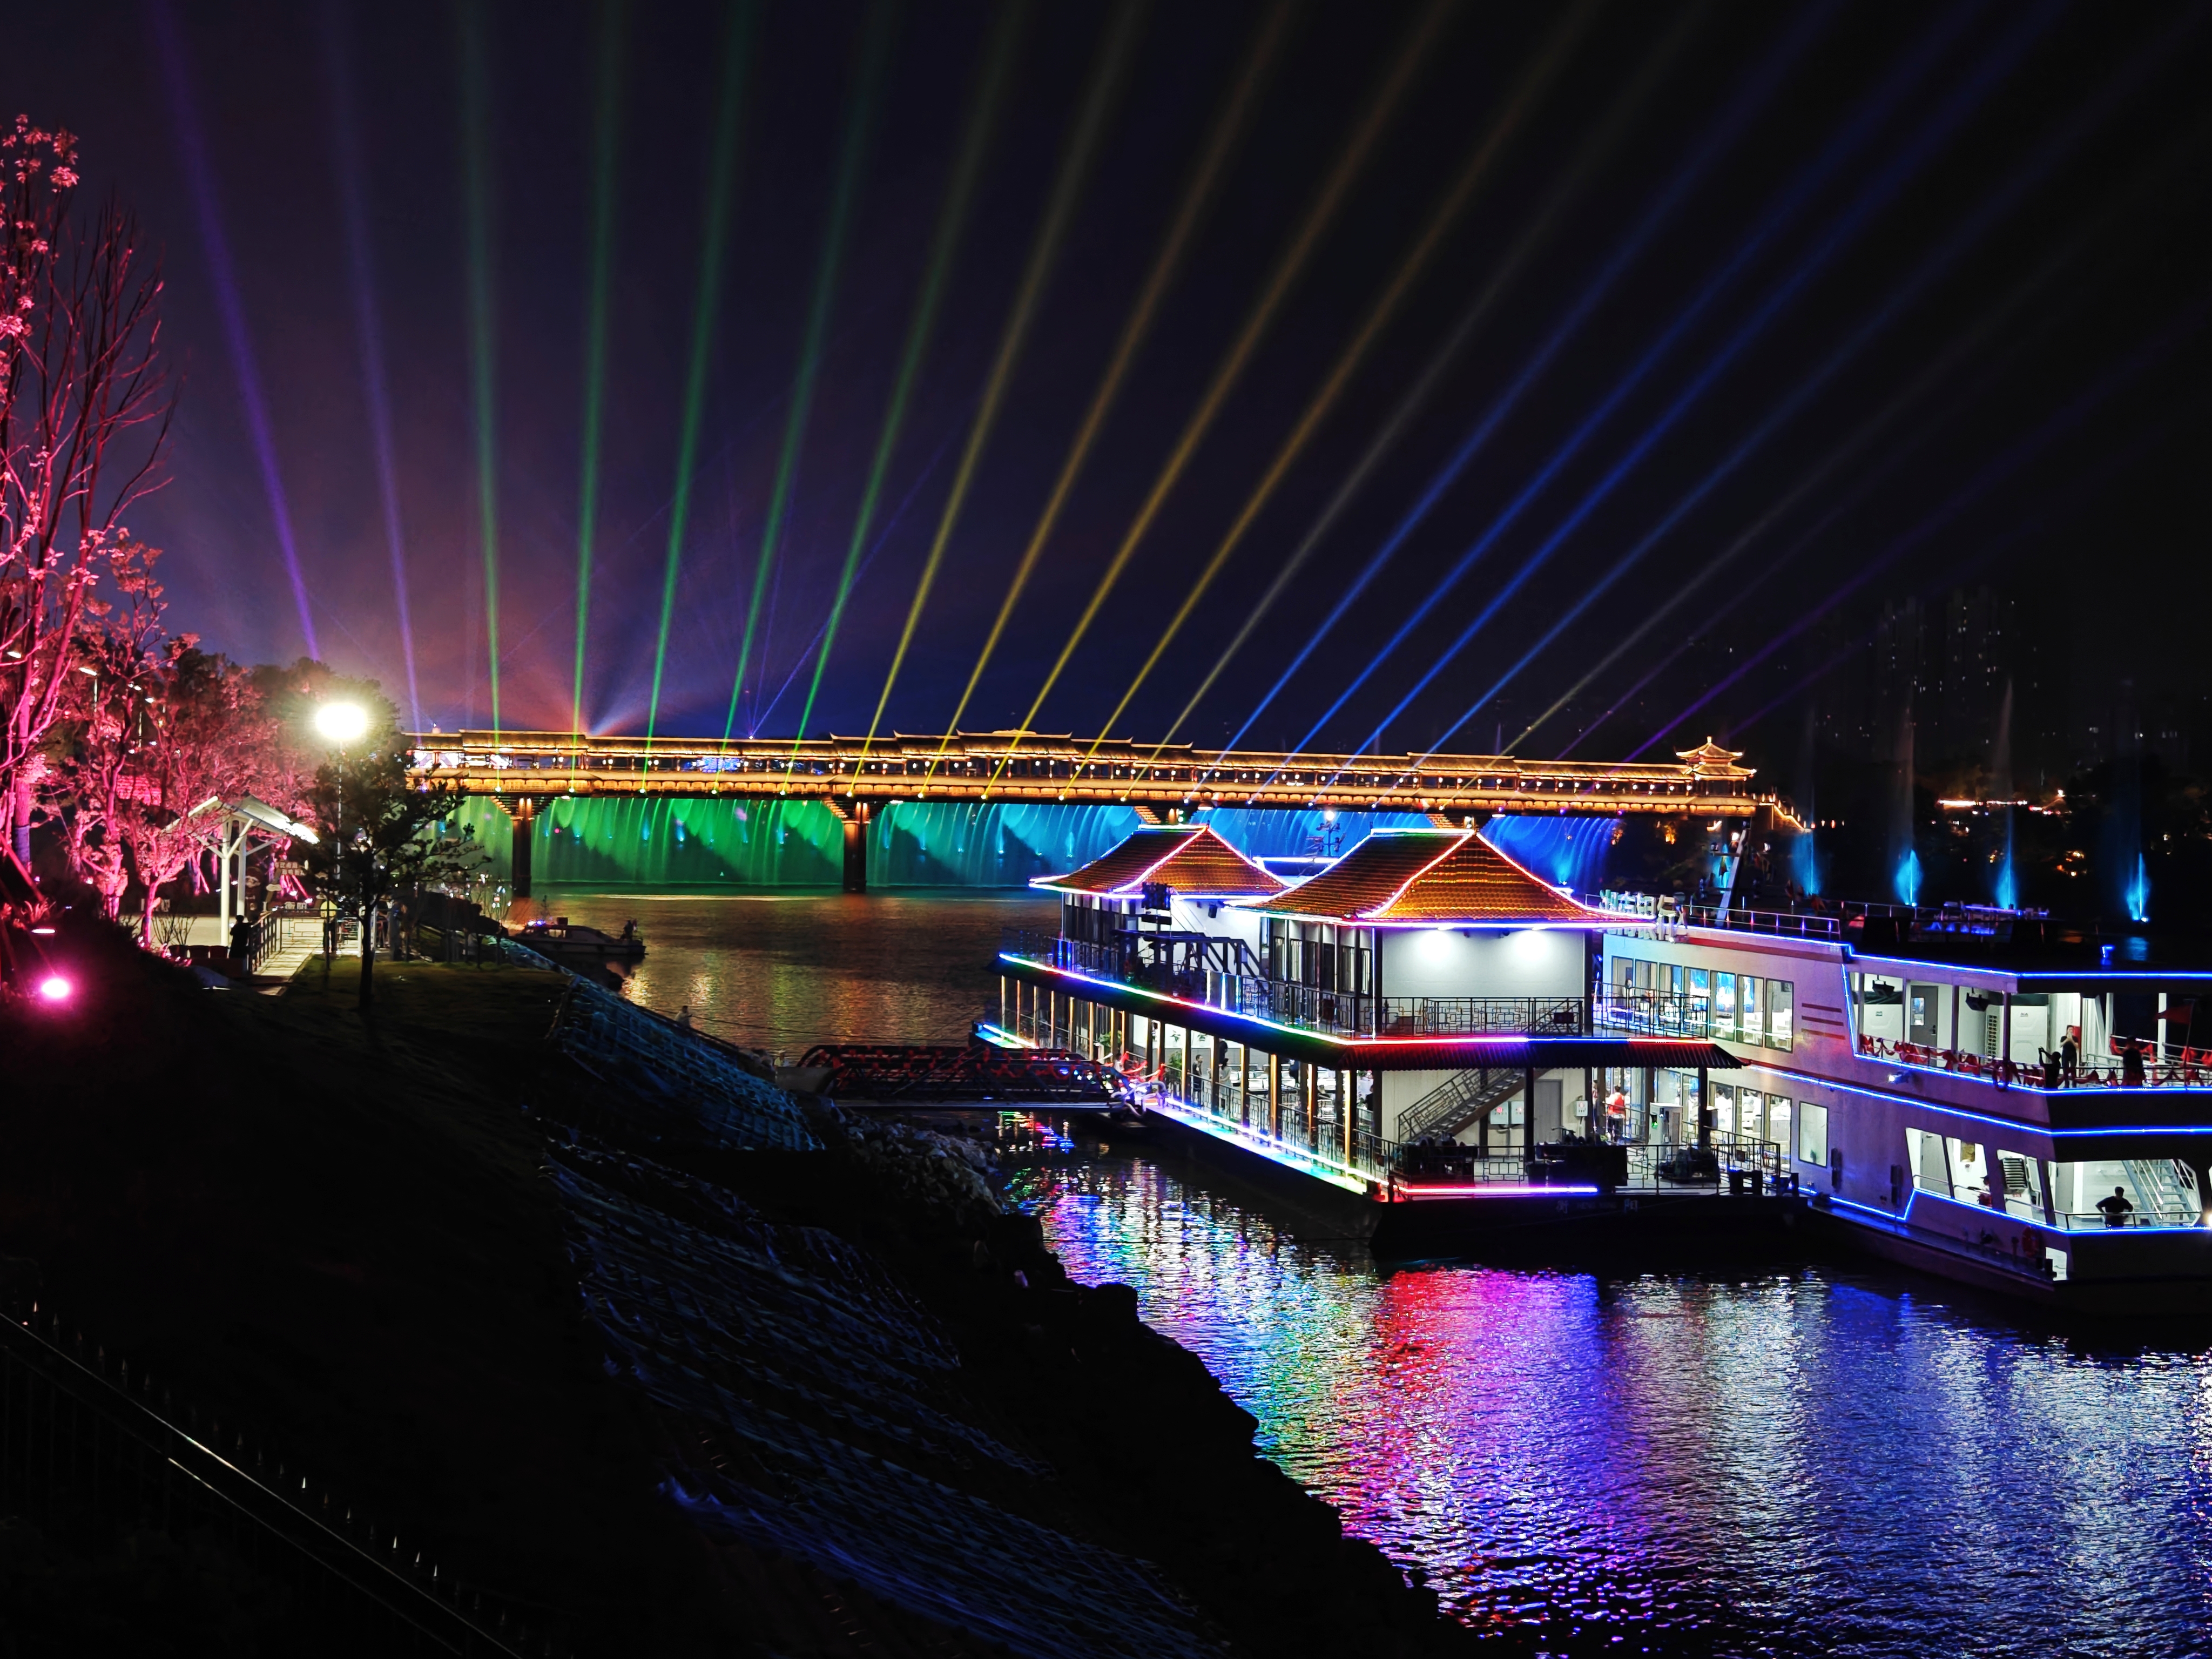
[1394,1183,1601,1199]
[1736,1060,2212,1139]
[1001,954,1700,1053]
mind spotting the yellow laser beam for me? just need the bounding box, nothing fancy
[1169,0,1710,792]
[1087,0,1599,777]
[854,0,1145,781]
[983,0,1453,797]
[921,2,1293,780]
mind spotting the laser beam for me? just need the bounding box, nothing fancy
[922,1,1293,770]
[1630,306,2205,758]
[149,0,318,658]
[1171,2,1710,777]
[572,0,626,749]
[1514,56,2207,762]
[1223,1,1836,776]
[321,0,418,727]
[644,1,756,750]
[460,0,501,734]
[1087,0,1601,775]
[791,1,1022,761]
[986,0,1454,794]
[725,0,899,742]
[1420,0,2125,769]
[855,1,1146,767]
[1292,0,2005,775]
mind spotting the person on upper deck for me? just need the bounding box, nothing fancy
[2121,1036,2147,1088]
[2097,1185,2136,1227]
[2060,1029,2081,1086]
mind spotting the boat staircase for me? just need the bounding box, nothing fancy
[1398,1066,1526,1143]
[2126,1156,2202,1220]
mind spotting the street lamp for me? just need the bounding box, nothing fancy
[315,701,370,969]
[314,701,370,745]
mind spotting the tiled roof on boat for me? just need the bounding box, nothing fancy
[1033,825,1286,898]
[1240,828,1611,924]
[1237,830,1465,919]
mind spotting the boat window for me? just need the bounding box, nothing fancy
[1767,980,1793,1050]
[1689,967,1709,1015]
[2048,1158,2197,1228]
[1798,1101,1829,1166]
[1736,1089,1763,1139]
[1712,1083,1735,1135]
[1714,973,1738,1041]
[1741,977,1763,1047]
[1766,1096,1793,1157]
[1669,964,1686,1000]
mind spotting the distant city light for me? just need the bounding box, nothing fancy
[37,975,71,1002]
[315,701,370,744]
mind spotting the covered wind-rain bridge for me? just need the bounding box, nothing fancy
[410,731,1791,894]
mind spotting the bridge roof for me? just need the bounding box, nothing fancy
[1034,825,1286,899]
[1242,828,1614,926]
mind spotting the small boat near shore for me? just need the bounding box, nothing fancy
[511,916,646,963]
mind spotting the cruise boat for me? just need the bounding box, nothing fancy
[990,821,2212,1311]
[512,916,646,963]
[1595,897,2212,1312]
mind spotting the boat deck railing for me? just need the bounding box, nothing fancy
[1004,929,1718,1041]
[1857,1034,2212,1091]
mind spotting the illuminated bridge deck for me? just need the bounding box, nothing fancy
[410,730,1786,820]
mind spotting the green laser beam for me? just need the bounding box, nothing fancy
[644,0,756,750]
[725,0,900,743]
[984,0,1450,795]
[856,0,1146,773]
[921,0,1290,783]
[571,0,626,750]
[789,2,1023,760]
[460,0,500,736]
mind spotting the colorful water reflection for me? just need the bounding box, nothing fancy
[507,888,1056,1053]
[1010,1151,2212,1655]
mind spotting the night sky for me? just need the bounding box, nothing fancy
[9,2,2208,763]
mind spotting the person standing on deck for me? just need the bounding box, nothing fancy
[2097,1185,2136,1227]
[2060,1028,2081,1087]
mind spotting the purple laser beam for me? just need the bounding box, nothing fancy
[148,0,319,659]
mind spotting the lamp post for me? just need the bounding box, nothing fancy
[314,702,370,968]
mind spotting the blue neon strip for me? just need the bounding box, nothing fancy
[1834,1186,2211,1239]
[1848,951,2212,986]
[1736,1058,2212,1139]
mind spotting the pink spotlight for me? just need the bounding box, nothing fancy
[37,975,71,1003]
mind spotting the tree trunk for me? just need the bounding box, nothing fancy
[358,903,376,1009]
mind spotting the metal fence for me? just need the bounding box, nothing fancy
[0,1304,537,1655]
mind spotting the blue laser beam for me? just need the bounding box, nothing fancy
[1217,1,1842,763]
[1421,0,2151,766]
[1631,306,2208,758]
[1292,0,2009,773]
[1545,98,2212,760]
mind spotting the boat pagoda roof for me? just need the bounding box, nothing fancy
[1239,827,1620,926]
[1033,824,1286,899]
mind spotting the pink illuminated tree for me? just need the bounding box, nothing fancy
[0,117,174,874]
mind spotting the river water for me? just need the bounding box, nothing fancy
[519,890,2212,1657]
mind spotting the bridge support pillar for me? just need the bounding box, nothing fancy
[834,802,871,893]
[501,797,543,898]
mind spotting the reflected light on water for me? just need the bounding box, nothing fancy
[1012,1151,2212,1655]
